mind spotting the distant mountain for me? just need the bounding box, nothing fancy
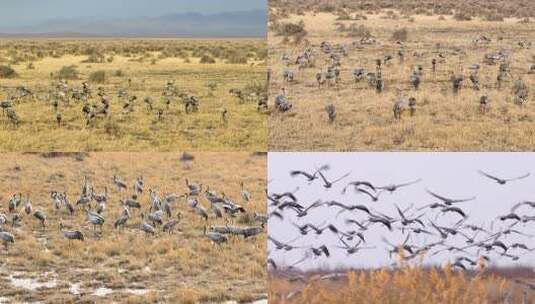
[0,10,266,37]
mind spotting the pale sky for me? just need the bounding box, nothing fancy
[0,0,266,28]
[268,153,535,271]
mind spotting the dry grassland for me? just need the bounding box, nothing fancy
[0,39,267,152]
[268,12,535,151]
[0,152,266,303]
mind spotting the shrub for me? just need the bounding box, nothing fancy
[0,65,17,78]
[244,80,267,96]
[200,55,216,64]
[104,120,120,136]
[226,51,249,64]
[276,20,307,37]
[485,12,504,21]
[82,53,105,63]
[89,70,106,83]
[318,4,336,12]
[275,20,307,44]
[114,69,124,77]
[57,65,79,80]
[454,12,472,21]
[391,27,409,42]
[336,11,352,20]
[339,24,372,38]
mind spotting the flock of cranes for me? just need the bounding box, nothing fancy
[0,80,266,127]
[272,31,532,122]
[0,174,266,252]
[267,165,535,277]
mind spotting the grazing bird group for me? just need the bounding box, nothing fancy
[0,79,266,127]
[0,173,265,253]
[272,32,533,123]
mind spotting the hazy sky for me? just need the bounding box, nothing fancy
[0,0,266,28]
[268,153,535,271]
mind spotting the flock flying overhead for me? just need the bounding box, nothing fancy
[267,164,535,273]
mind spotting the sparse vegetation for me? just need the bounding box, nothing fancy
[200,54,216,64]
[0,65,17,78]
[454,11,473,21]
[269,0,535,19]
[57,65,79,80]
[391,27,408,41]
[89,70,106,83]
[273,20,307,44]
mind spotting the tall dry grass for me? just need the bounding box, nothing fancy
[269,264,535,304]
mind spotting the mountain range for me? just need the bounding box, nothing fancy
[0,10,266,37]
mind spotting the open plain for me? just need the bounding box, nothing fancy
[0,38,267,151]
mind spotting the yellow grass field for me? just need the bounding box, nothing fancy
[0,152,266,303]
[268,12,535,151]
[0,39,267,152]
[269,266,535,304]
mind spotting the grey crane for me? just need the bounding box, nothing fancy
[33,210,47,228]
[140,221,156,235]
[86,210,105,232]
[240,182,251,203]
[203,226,228,246]
[479,95,490,113]
[0,231,15,250]
[393,97,407,120]
[377,178,421,193]
[0,213,7,225]
[59,223,84,243]
[92,187,108,204]
[426,189,475,205]
[113,175,128,191]
[325,104,336,123]
[185,179,202,196]
[134,176,144,194]
[194,204,209,221]
[478,170,530,185]
[317,170,350,189]
[23,194,32,215]
[162,213,182,233]
[6,108,19,125]
[121,197,141,210]
[114,211,129,229]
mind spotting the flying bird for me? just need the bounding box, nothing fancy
[478,170,530,185]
